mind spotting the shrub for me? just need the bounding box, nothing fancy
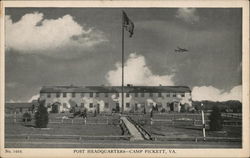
[161,108,166,113]
[80,108,87,118]
[73,110,81,117]
[150,109,153,118]
[188,107,196,113]
[51,103,58,113]
[209,106,223,131]
[35,100,49,128]
[22,112,32,122]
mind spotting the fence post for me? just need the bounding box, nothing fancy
[71,119,73,124]
[61,118,64,123]
[84,117,87,125]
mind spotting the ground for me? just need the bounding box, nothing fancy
[5,112,242,148]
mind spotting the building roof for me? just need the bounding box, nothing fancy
[5,102,37,109]
[40,85,191,93]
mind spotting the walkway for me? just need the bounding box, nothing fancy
[120,116,144,141]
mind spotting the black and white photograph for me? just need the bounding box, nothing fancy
[1,0,249,157]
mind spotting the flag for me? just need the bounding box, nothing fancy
[123,11,134,37]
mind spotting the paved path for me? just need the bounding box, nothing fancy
[120,116,144,141]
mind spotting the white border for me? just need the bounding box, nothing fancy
[0,1,249,158]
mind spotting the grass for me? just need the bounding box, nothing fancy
[5,112,242,148]
[127,113,242,138]
[5,113,123,137]
[5,112,242,139]
[5,122,123,136]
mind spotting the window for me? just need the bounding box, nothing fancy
[96,92,99,97]
[81,93,84,97]
[149,93,153,97]
[72,92,76,98]
[181,93,185,97]
[141,93,145,97]
[126,93,130,97]
[105,102,109,108]
[105,93,109,97]
[126,103,130,108]
[89,92,93,98]
[158,93,162,97]
[56,92,60,98]
[89,103,93,108]
[63,92,67,97]
[166,93,170,97]
[173,93,176,97]
[47,93,51,98]
[134,93,138,97]
[116,93,119,97]
[81,103,84,107]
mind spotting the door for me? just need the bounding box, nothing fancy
[169,102,174,111]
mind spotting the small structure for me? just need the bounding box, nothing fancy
[5,101,39,114]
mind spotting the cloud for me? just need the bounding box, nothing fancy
[192,85,242,102]
[28,94,40,102]
[176,8,199,23]
[7,99,22,103]
[106,53,174,86]
[6,82,19,88]
[5,12,107,53]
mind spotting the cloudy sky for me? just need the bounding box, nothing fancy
[5,8,242,102]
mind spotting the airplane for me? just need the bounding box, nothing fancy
[175,46,188,53]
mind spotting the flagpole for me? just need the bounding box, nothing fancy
[121,11,125,114]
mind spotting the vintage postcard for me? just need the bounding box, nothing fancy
[0,0,249,157]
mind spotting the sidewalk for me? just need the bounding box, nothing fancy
[120,116,144,141]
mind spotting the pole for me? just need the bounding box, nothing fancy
[201,103,206,141]
[121,11,125,114]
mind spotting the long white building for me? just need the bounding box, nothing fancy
[39,85,192,113]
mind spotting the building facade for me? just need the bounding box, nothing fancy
[39,85,192,113]
[5,101,38,114]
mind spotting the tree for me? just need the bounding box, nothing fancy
[35,99,49,128]
[180,104,187,113]
[209,106,223,131]
[22,112,32,122]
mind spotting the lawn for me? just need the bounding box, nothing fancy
[127,113,242,138]
[5,113,123,137]
[5,122,123,136]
